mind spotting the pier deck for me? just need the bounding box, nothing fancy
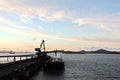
[0,57,41,77]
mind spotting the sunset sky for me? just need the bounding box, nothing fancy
[0,0,120,52]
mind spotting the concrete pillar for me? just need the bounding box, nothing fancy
[7,57,9,62]
[13,57,16,62]
[20,57,22,61]
[26,56,27,59]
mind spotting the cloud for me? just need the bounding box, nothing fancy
[0,16,27,29]
[0,0,67,22]
[40,10,66,21]
[0,25,66,40]
[20,17,32,23]
[0,26,28,35]
[74,13,120,33]
[72,37,120,43]
[74,18,104,28]
[0,22,120,44]
[74,18,93,25]
[0,0,120,44]
[0,17,13,25]
[1,16,119,45]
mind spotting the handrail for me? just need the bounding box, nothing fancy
[0,54,37,63]
[0,54,36,57]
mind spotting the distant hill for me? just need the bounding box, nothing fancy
[0,50,16,54]
[88,49,120,54]
[63,49,120,54]
[93,49,109,53]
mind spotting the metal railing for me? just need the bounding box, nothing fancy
[0,54,37,63]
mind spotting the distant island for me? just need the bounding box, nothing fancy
[0,50,11,53]
[0,50,16,54]
[63,49,120,54]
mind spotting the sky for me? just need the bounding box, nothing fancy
[0,0,120,52]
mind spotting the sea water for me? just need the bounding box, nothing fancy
[31,54,120,80]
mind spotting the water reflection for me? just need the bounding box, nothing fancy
[31,68,65,80]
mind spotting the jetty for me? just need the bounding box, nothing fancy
[0,40,64,80]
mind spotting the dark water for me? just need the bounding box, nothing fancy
[31,54,120,80]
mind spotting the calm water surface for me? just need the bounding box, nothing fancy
[31,54,120,80]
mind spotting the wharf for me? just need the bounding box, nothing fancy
[0,40,64,80]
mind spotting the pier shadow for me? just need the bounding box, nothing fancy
[30,68,65,80]
[42,69,65,80]
[43,68,65,75]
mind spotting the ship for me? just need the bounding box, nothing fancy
[35,40,64,71]
[43,52,64,71]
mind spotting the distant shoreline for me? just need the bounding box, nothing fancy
[63,49,120,54]
[0,49,120,54]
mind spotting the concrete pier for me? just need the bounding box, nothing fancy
[0,40,64,80]
[0,56,51,80]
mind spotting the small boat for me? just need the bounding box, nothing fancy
[9,51,15,54]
